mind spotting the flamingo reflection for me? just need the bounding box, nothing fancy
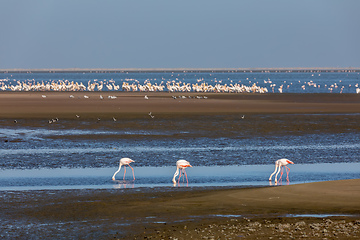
[112,180,135,189]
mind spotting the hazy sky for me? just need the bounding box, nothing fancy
[1,0,359,69]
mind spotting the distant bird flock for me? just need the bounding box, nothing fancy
[0,78,359,93]
[0,79,268,93]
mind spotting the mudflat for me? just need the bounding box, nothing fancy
[1,179,359,239]
[1,92,360,119]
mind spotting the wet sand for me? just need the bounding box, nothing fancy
[1,179,359,239]
[1,92,360,119]
[1,92,360,239]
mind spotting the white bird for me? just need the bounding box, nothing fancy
[112,158,135,181]
[42,95,46,98]
[113,117,117,122]
[172,160,192,185]
[269,158,294,183]
[144,95,149,99]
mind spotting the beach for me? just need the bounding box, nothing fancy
[0,92,360,239]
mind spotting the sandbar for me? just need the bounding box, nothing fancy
[1,92,360,119]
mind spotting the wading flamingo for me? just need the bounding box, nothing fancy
[172,160,192,185]
[112,158,135,181]
[269,158,294,183]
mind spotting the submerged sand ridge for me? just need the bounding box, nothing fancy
[1,92,360,118]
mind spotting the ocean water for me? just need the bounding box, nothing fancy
[1,70,360,93]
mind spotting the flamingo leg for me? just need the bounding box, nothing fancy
[128,164,135,180]
[274,165,282,183]
[177,169,187,184]
[123,166,127,180]
[178,169,184,183]
[280,166,284,182]
[285,166,290,181]
[184,169,188,184]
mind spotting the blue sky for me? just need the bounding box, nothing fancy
[1,0,359,69]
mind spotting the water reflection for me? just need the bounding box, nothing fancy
[173,182,189,187]
[112,180,135,189]
[269,179,290,186]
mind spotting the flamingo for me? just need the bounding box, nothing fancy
[269,158,294,183]
[172,160,192,185]
[112,158,135,181]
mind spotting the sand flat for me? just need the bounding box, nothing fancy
[1,179,359,239]
[1,92,360,118]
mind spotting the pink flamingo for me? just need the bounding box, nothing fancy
[112,158,135,181]
[269,158,294,183]
[172,160,192,185]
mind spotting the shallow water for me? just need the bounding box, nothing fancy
[0,113,359,190]
[0,163,359,191]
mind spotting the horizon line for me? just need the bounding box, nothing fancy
[1,67,360,73]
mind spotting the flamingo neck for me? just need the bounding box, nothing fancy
[172,167,179,183]
[112,164,122,180]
